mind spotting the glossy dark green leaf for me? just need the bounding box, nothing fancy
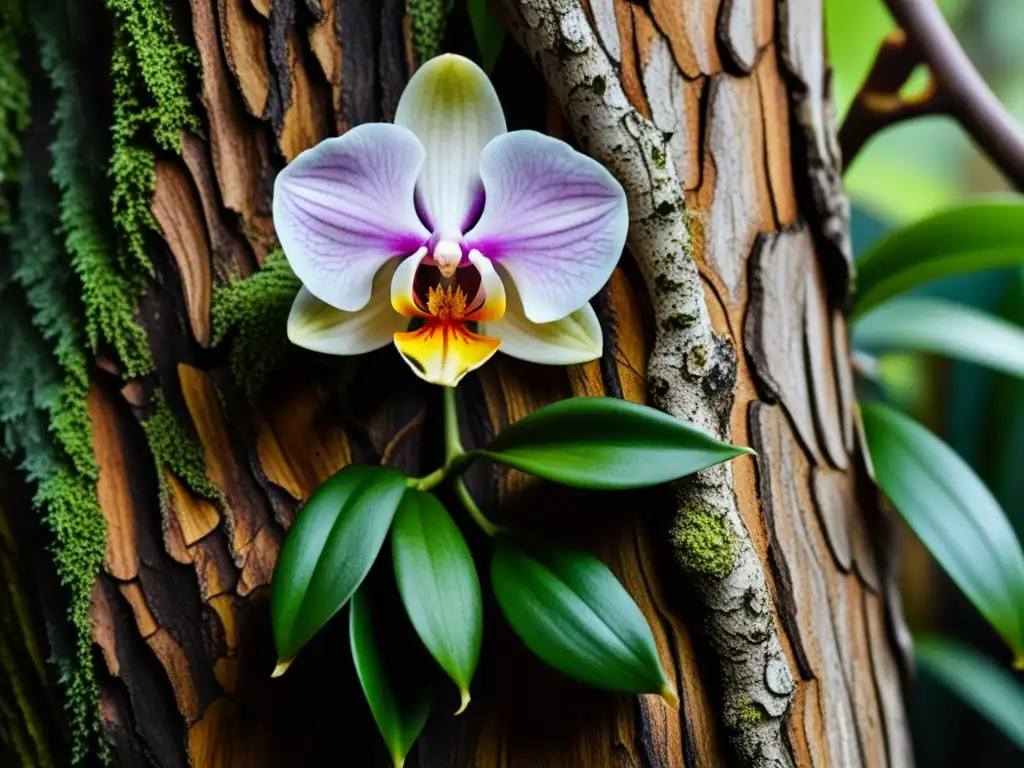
[476,397,751,490]
[491,536,677,705]
[468,0,505,74]
[851,199,1024,320]
[351,572,434,768]
[392,491,482,712]
[861,402,1024,660]
[270,465,407,670]
[853,297,1024,379]
[917,636,1024,752]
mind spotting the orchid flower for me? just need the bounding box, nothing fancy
[275,54,628,387]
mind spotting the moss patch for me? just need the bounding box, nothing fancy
[142,391,220,502]
[738,696,766,724]
[407,0,454,62]
[107,1,200,281]
[212,250,301,397]
[0,0,28,228]
[34,2,153,379]
[671,506,737,578]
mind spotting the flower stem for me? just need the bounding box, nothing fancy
[443,386,502,537]
[443,386,464,461]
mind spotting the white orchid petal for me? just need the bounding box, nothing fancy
[465,130,628,324]
[479,277,603,365]
[465,250,506,322]
[395,54,506,234]
[288,261,408,355]
[274,123,429,312]
[390,247,431,318]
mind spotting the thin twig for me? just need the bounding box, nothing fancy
[839,31,944,167]
[842,0,1024,189]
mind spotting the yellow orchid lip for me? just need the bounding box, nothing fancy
[395,320,500,387]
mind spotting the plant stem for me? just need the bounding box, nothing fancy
[455,478,503,537]
[443,386,464,460]
[443,386,502,537]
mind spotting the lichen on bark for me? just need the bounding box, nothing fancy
[496,1,797,763]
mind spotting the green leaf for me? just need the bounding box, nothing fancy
[861,402,1024,659]
[391,491,482,713]
[270,465,407,670]
[476,397,751,490]
[853,296,1024,379]
[351,570,434,768]
[468,0,505,74]
[852,199,1024,320]
[916,636,1024,752]
[491,536,677,705]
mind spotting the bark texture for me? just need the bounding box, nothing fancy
[0,0,915,766]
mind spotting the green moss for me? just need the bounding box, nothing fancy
[407,0,454,62]
[591,75,606,97]
[142,391,220,502]
[107,2,200,280]
[212,250,301,397]
[651,146,666,170]
[655,274,684,293]
[690,344,708,369]
[105,0,199,152]
[0,0,28,228]
[36,469,106,761]
[738,696,765,724]
[34,2,153,379]
[671,506,737,578]
[663,311,697,331]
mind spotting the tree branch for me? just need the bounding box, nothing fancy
[495,2,798,765]
[842,0,1024,189]
[839,31,944,167]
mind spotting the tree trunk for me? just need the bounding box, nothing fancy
[0,0,917,766]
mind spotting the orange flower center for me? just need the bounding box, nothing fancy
[425,283,469,321]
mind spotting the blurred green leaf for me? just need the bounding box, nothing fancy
[391,491,482,712]
[271,465,407,669]
[853,297,1024,379]
[917,636,1024,752]
[861,402,1024,660]
[491,535,677,705]
[477,397,751,490]
[468,0,505,74]
[350,570,434,768]
[852,199,1024,319]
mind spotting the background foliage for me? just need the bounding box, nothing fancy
[831,0,1024,764]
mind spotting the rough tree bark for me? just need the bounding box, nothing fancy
[0,0,917,766]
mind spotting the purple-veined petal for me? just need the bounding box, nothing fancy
[465,250,506,322]
[391,247,430,318]
[395,54,506,234]
[465,131,628,324]
[287,260,409,355]
[478,273,603,365]
[273,123,430,312]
